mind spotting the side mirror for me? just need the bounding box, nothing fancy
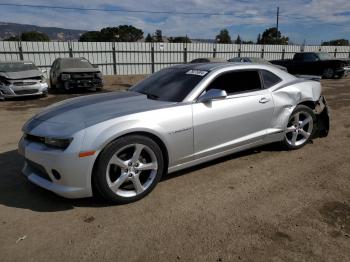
[198,89,227,103]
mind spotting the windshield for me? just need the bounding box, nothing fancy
[130,68,206,102]
[0,62,38,72]
[318,52,334,60]
[60,58,94,69]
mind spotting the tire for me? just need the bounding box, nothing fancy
[93,135,165,204]
[322,68,334,79]
[281,105,316,150]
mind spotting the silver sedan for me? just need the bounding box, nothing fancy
[18,63,329,204]
[0,61,48,99]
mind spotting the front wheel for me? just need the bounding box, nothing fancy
[93,135,165,204]
[281,105,316,150]
[322,68,334,79]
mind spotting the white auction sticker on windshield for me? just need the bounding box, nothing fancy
[186,70,208,76]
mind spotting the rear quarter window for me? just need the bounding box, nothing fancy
[260,70,282,88]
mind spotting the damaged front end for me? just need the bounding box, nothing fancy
[0,75,48,99]
[60,72,103,90]
[313,96,330,138]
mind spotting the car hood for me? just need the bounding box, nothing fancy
[0,69,42,80]
[23,91,175,136]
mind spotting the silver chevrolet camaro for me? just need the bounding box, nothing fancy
[18,63,329,204]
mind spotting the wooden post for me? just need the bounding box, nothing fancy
[68,41,73,58]
[183,44,187,63]
[112,41,117,75]
[151,43,155,73]
[18,41,24,61]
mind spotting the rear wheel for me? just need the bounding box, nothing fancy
[93,135,164,204]
[322,68,334,79]
[281,105,316,150]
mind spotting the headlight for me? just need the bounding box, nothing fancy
[0,78,10,86]
[44,137,73,149]
[40,75,46,83]
[61,74,71,81]
[95,72,102,78]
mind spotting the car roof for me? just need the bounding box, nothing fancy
[190,57,227,63]
[169,62,277,72]
[57,57,87,61]
[170,62,234,71]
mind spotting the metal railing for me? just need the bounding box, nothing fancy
[1,41,350,76]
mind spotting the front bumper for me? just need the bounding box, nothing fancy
[336,66,350,77]
[0,82,48,98]
[18,135,96,199]
[62,78,103,89]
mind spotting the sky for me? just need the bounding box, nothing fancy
[0,0,349,44]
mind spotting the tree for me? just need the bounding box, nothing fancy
[145,33,153,42]
[235,35,242,44]
[242,40,254,44]
[79,25,143,42]
[116,25,143,42]
[20,31,50,41]
[256,33,261,44]
[4,35,20,41]
[168,36,191,43]
[260,27,288,45]
[154,30,163,42]
[79,31,102,42]
[216,29,231,44]
[321,39,349,46]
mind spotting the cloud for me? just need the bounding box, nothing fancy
[0,0,349,42]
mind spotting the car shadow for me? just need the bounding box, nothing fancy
[0,144,281,212]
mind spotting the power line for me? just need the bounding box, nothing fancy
[0,3,348,29]
[0,3,234,16]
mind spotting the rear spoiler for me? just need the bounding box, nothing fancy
[295,75,322,81]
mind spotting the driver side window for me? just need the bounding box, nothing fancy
[206,70,262,95]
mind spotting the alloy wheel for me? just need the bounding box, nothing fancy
[285,111,313,147]
[105,143,158,198]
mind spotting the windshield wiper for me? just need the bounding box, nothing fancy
[137,91,160,100]
[146,93,160,100]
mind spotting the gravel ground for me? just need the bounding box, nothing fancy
[0,75,349,262]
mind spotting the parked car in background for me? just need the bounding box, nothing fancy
[19,63,329,204]
[271,52,350,79]
[50,57,103,91]
[190,57,227,63]
[0,61,48,100]
[228,57,287,71]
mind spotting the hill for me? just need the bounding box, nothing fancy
[0,21,86,41]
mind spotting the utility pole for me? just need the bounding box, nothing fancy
[276,6,279,42]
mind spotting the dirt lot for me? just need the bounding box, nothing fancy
[0,75,350,262]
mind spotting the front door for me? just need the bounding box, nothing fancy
[192,70,274,159]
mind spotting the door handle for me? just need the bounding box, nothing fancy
[259,97,270,103]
